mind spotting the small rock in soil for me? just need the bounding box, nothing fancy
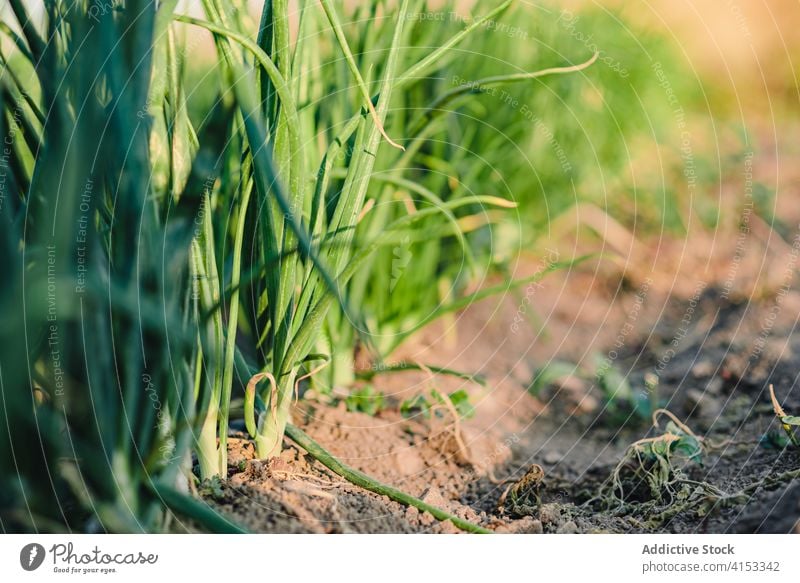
[421,486,450,510]
[494,517,543,534]
[705,376,724,395]
[572,394,600,415]
[684,388,722,419]
[226,438,256,469]
[438,520,460,534]
[405,506,419,522]
[229,472,248,487]
[543,451,562,464]
[419,511,436,527]
[557,520,579,534]
[691,361,715,378]
[393,447,425,476]
[454,504,481,523]
[279,448,299,463]
[538,503,562,526]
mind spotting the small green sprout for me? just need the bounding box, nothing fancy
[199,476,226,502]
[345,386,386,416]
[400,389,475,420]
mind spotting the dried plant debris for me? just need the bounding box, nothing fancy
[769,384,800,447]
[498,464,546,516]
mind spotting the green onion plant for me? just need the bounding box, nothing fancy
[0,0,605,533]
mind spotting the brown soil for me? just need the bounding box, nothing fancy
[196,223,800,533]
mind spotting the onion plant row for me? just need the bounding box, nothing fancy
[0,0,592,532]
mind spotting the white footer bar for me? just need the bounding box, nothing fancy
[1,534,796,582]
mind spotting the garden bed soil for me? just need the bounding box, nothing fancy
[196,239,800,533]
